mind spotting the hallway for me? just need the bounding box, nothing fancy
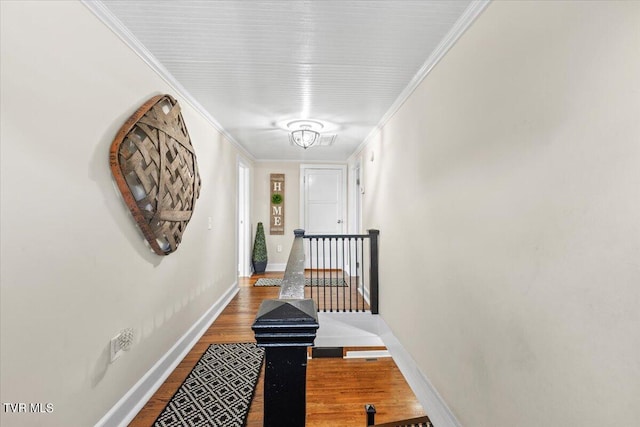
[128,273,426,426]
[2,2,638,426]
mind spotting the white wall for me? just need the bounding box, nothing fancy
[354,1,640,426]
[252,162,301,269]
[0,1,246,426]
[251,162,350,269]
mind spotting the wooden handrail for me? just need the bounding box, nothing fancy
[303,233,372,239]
[278,228,306,299]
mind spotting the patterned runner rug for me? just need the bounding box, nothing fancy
[154,342,264,427]
[254,277,347,287]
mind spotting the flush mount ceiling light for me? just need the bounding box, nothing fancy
[287,120,324,149]
[290,126,318,149]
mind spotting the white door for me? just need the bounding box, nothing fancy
[301,165,346,269]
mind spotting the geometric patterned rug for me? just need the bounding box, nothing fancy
[254,277,347,287]
[154,343,264,427]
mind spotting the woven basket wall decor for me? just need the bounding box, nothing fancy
[110,95,201,256]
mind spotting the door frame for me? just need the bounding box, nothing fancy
[237,158,252,277]
[349,160,363,235]
[299,164,348,234]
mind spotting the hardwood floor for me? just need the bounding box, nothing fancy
[128,272,426,426]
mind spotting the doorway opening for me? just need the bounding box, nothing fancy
[237,160,251,277]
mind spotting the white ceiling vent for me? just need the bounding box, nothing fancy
[317,135,337,146]
[289,134,336,147]
[97,0,479,160]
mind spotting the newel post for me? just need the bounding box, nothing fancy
[368,229,380,314]
[365,403,377,426]
[252,300,319,427]
[252,229,319,427]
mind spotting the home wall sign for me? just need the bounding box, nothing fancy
[110,94,201,255]
[270,173,285,235]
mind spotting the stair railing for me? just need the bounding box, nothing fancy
[252,229,319,427]
[303,229,379,313]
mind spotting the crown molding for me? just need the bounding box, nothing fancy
[350,0,492,162]
[81,0,256,162]
[83,0,489,165]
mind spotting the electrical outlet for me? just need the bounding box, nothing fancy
[277,244,282,253]
[110,328,134,363]
[110,335,123,362]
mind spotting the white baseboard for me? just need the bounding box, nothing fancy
[95,282,239,427]
[361,283,370,306]
[266,262,286,272]
[377,317,462,427]
[315,312,461,426]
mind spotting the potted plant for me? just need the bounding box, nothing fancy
[252,222,268,274]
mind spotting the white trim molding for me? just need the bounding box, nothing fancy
[95,283,239,427]
[315,312,462,427]
[351,0,491,161]
[80,0,255,162]
[378,318,462,427]
[361,283,371,307]
[266,262,287,272]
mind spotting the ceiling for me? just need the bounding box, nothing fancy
[92,0,484,161]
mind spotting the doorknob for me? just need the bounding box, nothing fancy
[337,220,343,224]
